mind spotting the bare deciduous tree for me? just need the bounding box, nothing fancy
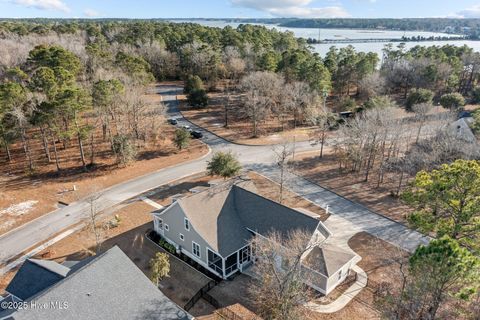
[86,188,104,253]
[272,142,293,204]
[239,71,284,137]
[412,102,433,143]
[248,229,325,320]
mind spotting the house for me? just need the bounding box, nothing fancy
[152,179,359,295]
[0,246,192,320]
[450,116,476,143]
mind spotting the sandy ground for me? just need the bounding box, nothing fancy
[0,141,207,236]
[249,172,329,221]
[294,149,413,223]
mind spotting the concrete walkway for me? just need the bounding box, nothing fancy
[305,265,368,313]
[139,196,165,210]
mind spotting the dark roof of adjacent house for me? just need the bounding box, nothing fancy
[5,259,69,301]
[303,244,356,277]
[175,179,321,257]
[2,246,192,320]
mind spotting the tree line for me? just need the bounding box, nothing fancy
[279,18,480,38]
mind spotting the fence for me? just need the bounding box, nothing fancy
[184,279,220,311]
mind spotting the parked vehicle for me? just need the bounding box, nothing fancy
[168,118,178,125]
[191,130,203,139]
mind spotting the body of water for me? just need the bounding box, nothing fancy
[172,19,480,57]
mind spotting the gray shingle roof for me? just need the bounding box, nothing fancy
[177,180,320,257]
[3,246,191,320]
[303,244,356,277]
[5,259,67,301]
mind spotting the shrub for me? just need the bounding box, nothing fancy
[406,88,434,111]
[184,74,204,94]
[173,128,190,150]
[207,151,242,179]
[187,88,208,108]
[339,97,357,111]
[440,93,465,110]
[158,238,176,254]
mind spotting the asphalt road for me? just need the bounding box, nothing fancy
[0,84,429,268]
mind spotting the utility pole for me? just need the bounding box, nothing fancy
[322,88,328,113]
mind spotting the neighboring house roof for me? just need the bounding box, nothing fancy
[303,243,357,277]
[5,259,69,301]
[2,246,191,320]
[174,180,321,257]
[450,117,476,143]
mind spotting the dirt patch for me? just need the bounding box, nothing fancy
[293,149,412,223]
[208,274,257,311]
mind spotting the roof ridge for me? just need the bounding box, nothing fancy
[320,246,330,277]
[27,259,70,278]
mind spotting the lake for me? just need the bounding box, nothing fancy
[172,19,480,57]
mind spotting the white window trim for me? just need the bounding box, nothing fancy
[179,233,185,241]
[164,224,169,231]
[158,218,163,229]
[184,218,190,231]
[192,241,201,258]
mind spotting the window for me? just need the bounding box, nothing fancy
[158,219,163,230]
[164,224,169,231]
[184,218,190,231]
[338,269,343,280]
[192,242,200,258]
[179,233,184,241]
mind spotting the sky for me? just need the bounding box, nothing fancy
[1,0,480,19]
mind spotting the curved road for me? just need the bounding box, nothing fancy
[0,84,429,271]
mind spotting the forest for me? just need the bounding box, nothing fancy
[0,20,480,178]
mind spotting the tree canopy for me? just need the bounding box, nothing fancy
[402,160,480,253]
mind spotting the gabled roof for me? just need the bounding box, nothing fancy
[3,246,192,320]
[174,179,321,257]
[303,243,356,277]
